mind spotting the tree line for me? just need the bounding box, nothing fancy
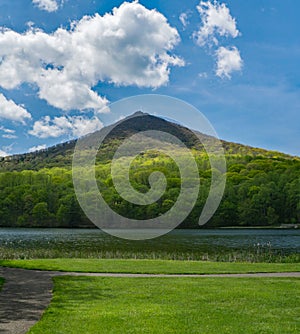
[0,151,299,228]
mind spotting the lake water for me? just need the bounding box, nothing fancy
[0,228,299,256]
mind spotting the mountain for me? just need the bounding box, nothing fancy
[0,112,299,228]
[0,111,297,172]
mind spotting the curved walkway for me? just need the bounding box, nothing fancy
[0,267,61,334]
[0,267,299,334]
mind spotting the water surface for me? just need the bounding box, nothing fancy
[0,228,299,254]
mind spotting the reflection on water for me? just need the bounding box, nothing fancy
[0,228,299,254]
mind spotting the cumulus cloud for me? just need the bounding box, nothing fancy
[0,2,183,113]
[28,144,47,152]
[0,93,31,123]
[193,1,242,79]
[215,46,242,78]
[29,115,103,139]
[32,0,60,12]
[194,0,239,46]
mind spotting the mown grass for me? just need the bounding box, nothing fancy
[1,259,299,274]
[28,276,300,334]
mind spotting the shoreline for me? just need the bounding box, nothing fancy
[0,226,298,230]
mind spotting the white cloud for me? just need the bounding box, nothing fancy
[0,127,17,139]
[0,149,8,157]
[0,93,31,123]
[28,144,47,152]
[32,0,59,12]
[2,134,17,139]
[192,1,243,79]
[0,126,15,134]
[0,2,183,113]
[29,115,103,139]
[0,143,14,157]
[215,46,242,78]
[198,72,208,78]
[194,0,239,46]
[179,13,189,28]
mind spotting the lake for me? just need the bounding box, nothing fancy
[0,228,299,261]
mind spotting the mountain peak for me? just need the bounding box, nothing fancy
[132,110,148,116]
[125,110,149,119]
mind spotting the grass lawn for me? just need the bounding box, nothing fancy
[0,258,299,274]
[28,276,299,334]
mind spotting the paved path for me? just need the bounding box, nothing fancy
[0,267,299,334]
[0,267,61,334]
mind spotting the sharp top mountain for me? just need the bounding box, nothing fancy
[0,112,297,172]
[0,112,299,228]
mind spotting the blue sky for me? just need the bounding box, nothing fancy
[0,0,299,156]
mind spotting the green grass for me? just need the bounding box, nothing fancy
[0,259,299,274]
[28,276,300,334]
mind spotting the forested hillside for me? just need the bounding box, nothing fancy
[0,113,299,228]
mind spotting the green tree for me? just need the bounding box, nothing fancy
[32,202,52,226]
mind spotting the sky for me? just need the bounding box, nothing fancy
[0,0,299,156]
